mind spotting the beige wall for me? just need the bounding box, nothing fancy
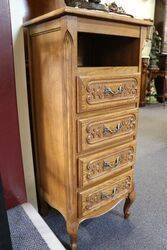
[102,0,155,58]
[8,0,155,209]
[102,0,155,19]
[9,0,37,209]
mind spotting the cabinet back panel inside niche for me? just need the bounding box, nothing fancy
[78,32,140,67]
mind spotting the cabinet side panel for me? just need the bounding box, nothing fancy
[29,28,67,217]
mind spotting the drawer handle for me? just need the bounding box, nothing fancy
[103,86,124,95]
[103,123,123,136]
[103,156,121,170]
[101,187,118,200]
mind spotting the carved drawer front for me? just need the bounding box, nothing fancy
[78,110,138,153]
[77,75,140,113]
[78,142,136,188]
[78,170,133,217]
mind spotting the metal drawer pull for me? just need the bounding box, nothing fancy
[101,187,117,200]
[103,156,121,169]
[103,123,123,136]
[103,86,124,95]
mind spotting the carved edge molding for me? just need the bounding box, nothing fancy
[83,175,132,212]
[86,115,136,144]
[63,29,76,217]
[85,79,138,105]
[86,146,135,181]
[30,27,61,37]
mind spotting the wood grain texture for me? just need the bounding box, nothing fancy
[28,22,68,219]
[24,6,153,27]
[78,170,134,217]
[78,141,136,188]
[77,66,139,75]
[25,11,152,249]
[78,17,140,38]
[78,109,138,153]
[61,16,78,224]
[77,74,140,113]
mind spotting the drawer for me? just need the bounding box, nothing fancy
[77,109,138,153]
[77,74,140,113]
[78,142,136,188]
[78,170,134,217]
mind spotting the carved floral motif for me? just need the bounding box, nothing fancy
[86,147,134,180]
[84,176,132,211]
[86,80,138,104]
[86,115,136,144]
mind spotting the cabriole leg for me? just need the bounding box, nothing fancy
[124,189,136,219]
[66,221,79,250]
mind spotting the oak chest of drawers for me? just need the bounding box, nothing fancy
[24,6,152,249]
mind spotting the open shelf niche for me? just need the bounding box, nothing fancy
[78,32,140,67]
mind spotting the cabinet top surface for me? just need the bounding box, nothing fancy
[24,6,153,27]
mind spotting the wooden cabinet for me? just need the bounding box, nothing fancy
[78,142,136,188]
[24,6,152,250]
[78,170,134,217]
[78,110,138,152]
[77,74,140,112]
